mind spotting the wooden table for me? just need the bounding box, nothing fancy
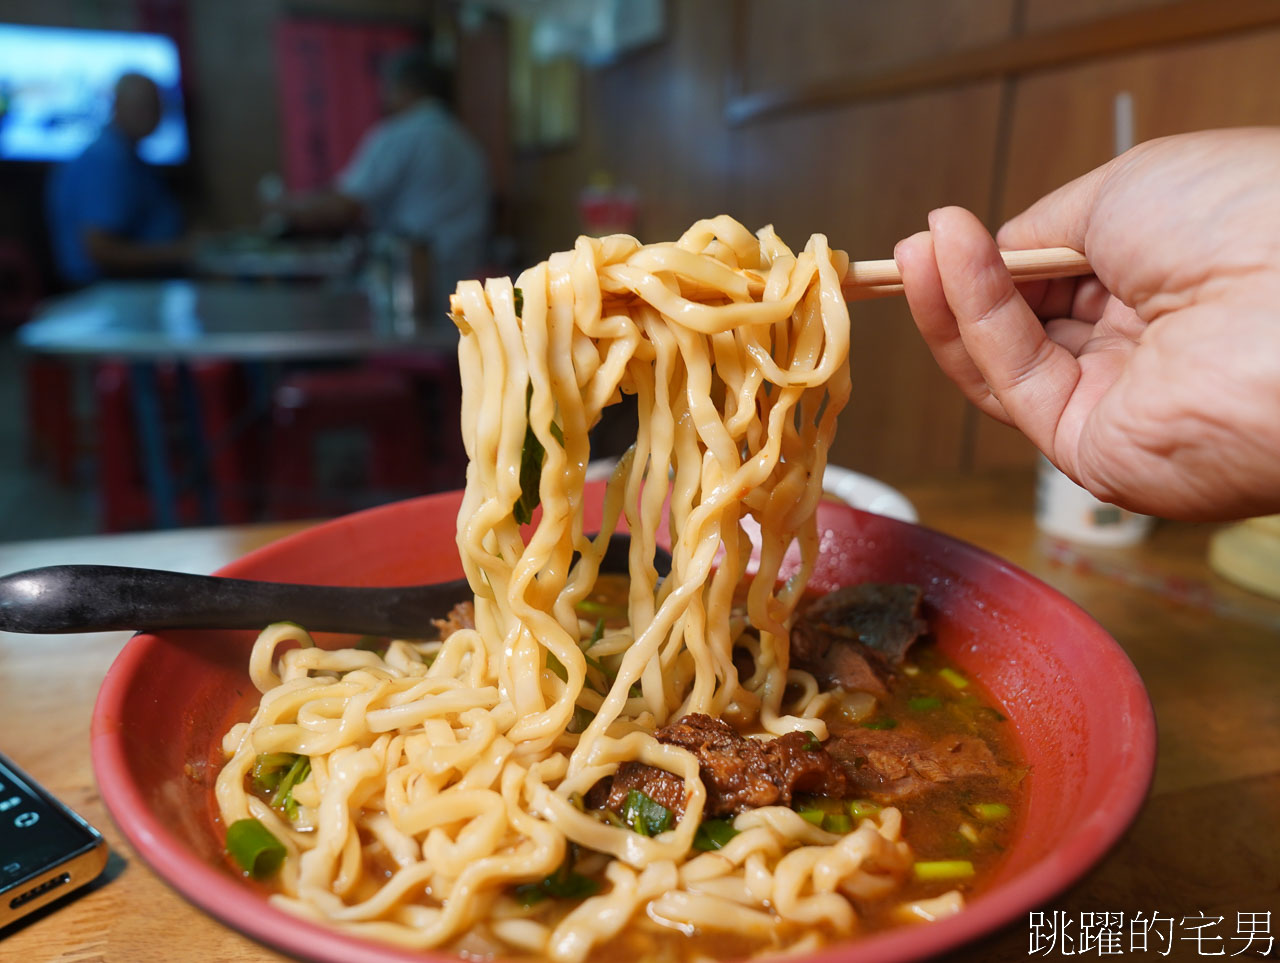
[2,470,1278,961]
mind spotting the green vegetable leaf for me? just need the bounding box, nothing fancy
[861,718,898,730]
[692,818,739,851]
[513,383,565,526]
[801,731,821,752]
[512,882,547,907]
[511,844,599,906]
[251,752,298,794]
[586,618,605,648]
[274,755,311,820]
[547,650,568,682]
[622,789,673,837]
[513,286,524,317]
[568,704,595,734]
[226,818,286,879]
[355,635,386,654]
[515,417,544,527]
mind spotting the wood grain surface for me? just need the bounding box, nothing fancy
[1,473,1278,960]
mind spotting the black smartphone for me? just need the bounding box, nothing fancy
[0,753,108,929]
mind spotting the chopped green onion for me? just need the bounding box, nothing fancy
[251,752,298,793]
[692,818,740,851]
[939,667,970,690]
[598,808,626,828]
[908,696,942,712]
[861,718,898,730]
[226,818,286,879]
[801,731,821,752]
[913,859,975,881]
[798,808,825,826]
[585,618,606,646]
[622,790,673,837]
[513,287,524,317]
[822,812,852,834]
[971,802,1011,822]
[274,754,311,820]
[848,799,882,821]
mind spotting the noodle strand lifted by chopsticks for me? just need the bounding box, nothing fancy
[215,217,918,961]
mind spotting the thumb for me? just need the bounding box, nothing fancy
[995,158,1114,253]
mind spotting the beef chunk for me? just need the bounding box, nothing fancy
[825,722,1001,801]
[605,761,689,819]
[599,714,849,820]
[791,583,927,694]
[431,601,475,638]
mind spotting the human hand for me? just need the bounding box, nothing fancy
[894,127,1280,521]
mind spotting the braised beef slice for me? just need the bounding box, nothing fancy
[790,583,927,695]
[431,601,475,638]
[825,722,1001,801]
[601,714,848,820]
[605,761,689,819]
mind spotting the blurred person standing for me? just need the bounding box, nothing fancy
[277,48,490,319]
[46,72,189,286]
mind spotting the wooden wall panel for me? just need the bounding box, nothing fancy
[512,0,736,257]
[730,84,1006,480]
[1023,0,1170,33]
[740,0,1016,95]
[970,25,1280,469]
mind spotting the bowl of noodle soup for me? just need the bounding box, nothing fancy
[92,218,1154,963]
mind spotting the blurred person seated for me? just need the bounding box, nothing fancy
[274,48,490,318]
[46,72,191,286]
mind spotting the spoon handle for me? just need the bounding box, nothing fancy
[0,565,467,636]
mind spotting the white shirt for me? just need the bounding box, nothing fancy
[339,101,489,303]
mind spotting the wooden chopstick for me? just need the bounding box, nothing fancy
[841,246,1091,301]
[448,247,1091,316]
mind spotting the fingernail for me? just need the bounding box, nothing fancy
[927,209,941,231]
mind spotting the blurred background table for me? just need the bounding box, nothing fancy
[17,278,456,360]
[13,279,463,536]
[1,469,1277,961]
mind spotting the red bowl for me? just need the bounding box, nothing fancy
[91,488,1156,963]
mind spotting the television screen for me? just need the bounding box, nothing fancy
[0,23,188,165]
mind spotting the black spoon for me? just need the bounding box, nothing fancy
[0,534,669,638]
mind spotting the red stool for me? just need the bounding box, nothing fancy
[267,367,431,520]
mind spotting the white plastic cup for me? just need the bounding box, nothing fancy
[1034,456,1154,546]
